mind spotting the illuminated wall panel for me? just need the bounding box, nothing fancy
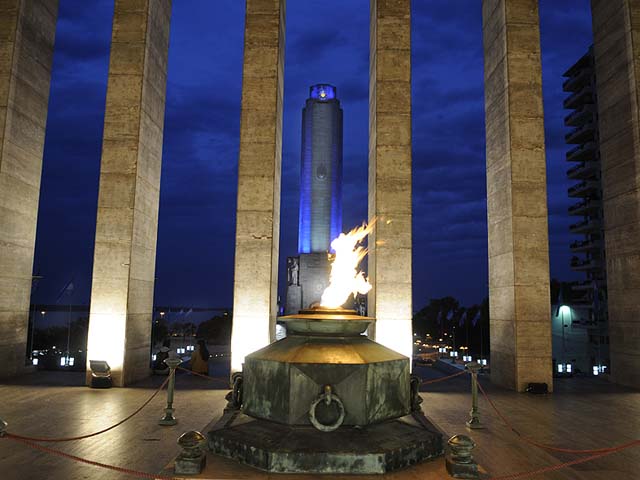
[87,0,172,387]
[368,0,414,360]
[230,0,286,373]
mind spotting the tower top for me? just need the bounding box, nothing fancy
[309,84,336,101]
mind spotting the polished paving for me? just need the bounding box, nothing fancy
[0,366,638,479]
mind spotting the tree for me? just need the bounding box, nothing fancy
[197,314,232,344]
[412,296,460,338]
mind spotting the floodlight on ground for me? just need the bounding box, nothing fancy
[89,360,113,388]
[32,358,38,366]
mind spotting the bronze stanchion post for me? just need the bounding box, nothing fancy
[159,357,182,426]
[465,362,483,429]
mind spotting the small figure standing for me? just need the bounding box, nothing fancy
[191,339,210,376]
[288,257,300,286]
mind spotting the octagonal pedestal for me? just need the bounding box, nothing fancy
[208,412,444,474]
[209,308,444,474]
[242,310,410,427]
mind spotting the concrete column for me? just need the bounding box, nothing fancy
[482,0,552,392]
[86,0,171,387]
[230,0,286,373]
[368,0,413,360]
[0,0,57,378]
[591,0,640,389]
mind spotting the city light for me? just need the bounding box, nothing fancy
[32,358,38,366]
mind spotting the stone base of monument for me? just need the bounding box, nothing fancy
[208,411,443,474]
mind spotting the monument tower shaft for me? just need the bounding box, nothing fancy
[299,84,343,254]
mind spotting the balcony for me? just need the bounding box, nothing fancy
[569,218,601,234]
[569,199,601,216]
[566,142,597,162]
[570,239,602,253]
[571,257,602,272]
[565,123,596,144]
[563,69,592,93]
[564,105,596,127]
[567,161,599,180]
[564,85,594,109]
[568,180,599,197]
[571,279,605,291]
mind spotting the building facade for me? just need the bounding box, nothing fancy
[563,47,609,372]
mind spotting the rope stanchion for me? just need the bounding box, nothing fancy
[420,369,468,385]
[476,379,640,455]
[7,374,171,443]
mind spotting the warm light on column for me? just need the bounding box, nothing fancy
[86,312,126,375]
[374,316,413,360]
[230,314,271,373]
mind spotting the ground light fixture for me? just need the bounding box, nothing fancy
[89,360,112,388]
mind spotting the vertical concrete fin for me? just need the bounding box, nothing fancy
[0,0,58,378]
[482,0,552,392]
[591,0,640,388]
[87,0,172,387]
[368,0,414,360]
[230,0,286,374]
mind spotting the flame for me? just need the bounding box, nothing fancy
[320,220,375,309]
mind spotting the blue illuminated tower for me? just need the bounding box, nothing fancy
[298,84,343,253]
[284,85,344,314]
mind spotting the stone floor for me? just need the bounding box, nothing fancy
[0,366,638,479]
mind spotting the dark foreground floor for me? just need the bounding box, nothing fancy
[0,366,637,479]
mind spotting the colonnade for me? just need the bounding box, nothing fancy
[0,0,637,390]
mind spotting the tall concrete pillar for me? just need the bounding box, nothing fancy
[86,0,171,387]
[0,0,57,378]
[230,0,286,373]
[591,0,640,389]
[482,0,553,391]
[368,0,413,360]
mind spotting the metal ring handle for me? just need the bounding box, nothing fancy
[308,385,345,432]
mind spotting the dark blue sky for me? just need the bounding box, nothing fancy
[33,1,593,319]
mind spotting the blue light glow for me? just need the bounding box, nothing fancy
[310,84,336,101]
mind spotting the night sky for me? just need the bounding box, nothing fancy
[33,1,594,325]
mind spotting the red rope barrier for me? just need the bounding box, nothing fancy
[487,446,634,480]
[176,367,229,384]
[420,369,468,385]
[7,374,171,443]
[3,434,178,480]
[476,380,640,455]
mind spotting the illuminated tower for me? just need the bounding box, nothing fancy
[285,85,344,314]
[298,84,343,253]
